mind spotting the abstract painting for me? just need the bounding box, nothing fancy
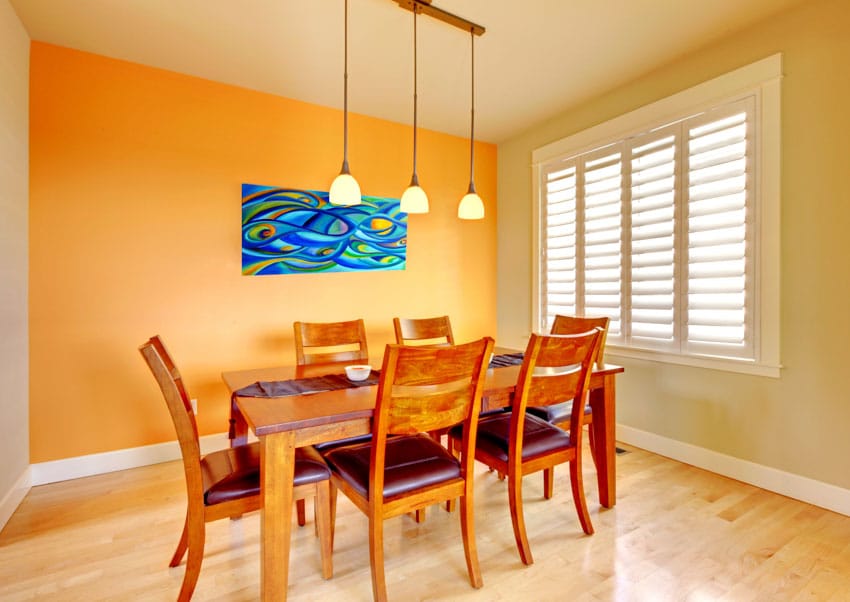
[242,184,407,275]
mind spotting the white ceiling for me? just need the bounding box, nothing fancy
[10,0,803,143]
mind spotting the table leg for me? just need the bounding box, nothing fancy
[589,375,616,508]
[260,431,296,601]
[229,395,249,447]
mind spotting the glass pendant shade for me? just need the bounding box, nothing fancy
[400,182,429,213]
[330,169,362,206]
[458,188,484,220]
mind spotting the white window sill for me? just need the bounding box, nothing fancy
[605,346,781,378]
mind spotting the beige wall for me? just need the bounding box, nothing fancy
[497,0,850,489]
[0,0,29,507]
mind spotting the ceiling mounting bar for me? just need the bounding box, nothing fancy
[393,0,485,36]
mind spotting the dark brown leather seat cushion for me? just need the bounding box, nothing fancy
[323,433,461,499]
[201,442,330,506]
[450,413,571,463]
[526,400,591,425]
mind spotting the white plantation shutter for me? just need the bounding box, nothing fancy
[628,128,678,350]
[542,162,578,327]
[538,95,758,363]
[582,147,624,340]
[684,99,754,359]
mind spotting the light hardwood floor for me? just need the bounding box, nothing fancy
[2,443,849,601]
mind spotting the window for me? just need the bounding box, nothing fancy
[532,55,781,376]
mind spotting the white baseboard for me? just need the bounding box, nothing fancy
[30,432,231,487]
[617,424,850,517]
[16,426,850,520]
[0,467,32,532]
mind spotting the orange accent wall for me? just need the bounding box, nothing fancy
[29,42,497,463]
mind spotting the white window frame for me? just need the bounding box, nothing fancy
[532,54,782,377]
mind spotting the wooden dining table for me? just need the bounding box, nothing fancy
[222,356,624,601]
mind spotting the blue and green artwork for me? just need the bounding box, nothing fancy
[242,184,407,275]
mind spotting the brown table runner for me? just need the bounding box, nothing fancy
[232,353,524,403]
[228,355,524,439]
[489,352,524,368]
[233,371,381,398]
[233,353,523,400]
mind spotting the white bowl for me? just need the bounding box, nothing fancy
[345,365,372,381]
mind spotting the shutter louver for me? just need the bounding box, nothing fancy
[685,105,753,358]
[543,164,578,328]
[629,132,677,350]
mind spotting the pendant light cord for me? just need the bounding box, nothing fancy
[342,0,350,173]
[411,8,419,183]
[467,29,476,194]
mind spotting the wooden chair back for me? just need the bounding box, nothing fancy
[376,339,492,436]
[392,315,455,346]
[293,319,369,365]
[550,315,610,369]
[513,329,604,449]
[371,337,494,489]
[139,336,203,502]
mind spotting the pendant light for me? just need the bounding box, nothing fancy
[457,28,484,220]
[329,0,361,206]
[400,7,429,214]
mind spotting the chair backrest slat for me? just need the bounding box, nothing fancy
[147,335,194,423]
[294,319,369,365]
[550,315,609,369]
[393,316,455,346]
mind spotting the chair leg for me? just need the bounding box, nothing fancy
[329,481,338,550]
[508,469,533,565]
[177,523,204,602]
[459,493,483,589]
[169,513,189,567]
[414,508,426,523]
[569,458,594,535]
[296,498,307,527]
[587,423,599,470]
[445,437,458,513]
[314,482,334,580]
[368,514,388,602]
[543,467,554,499]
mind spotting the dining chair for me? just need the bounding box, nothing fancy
[449,329,603,566]
[294,319,369,365]
[292,318,371,522]
[392,315,455,346]
[139,336,333,601]
[393,314,456,481]
[527,315,610,498]
[321,337,495,602]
